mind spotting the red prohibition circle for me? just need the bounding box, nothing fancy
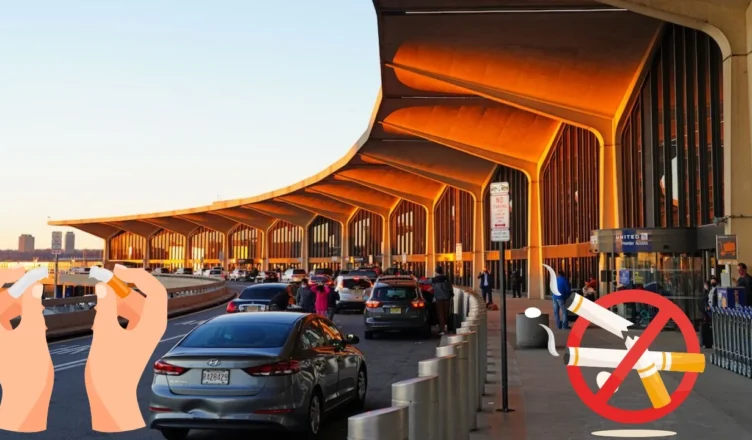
[566,289,700,424]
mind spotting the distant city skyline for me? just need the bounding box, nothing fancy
[0,1,379,249]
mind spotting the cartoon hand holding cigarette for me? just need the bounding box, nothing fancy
[0,264,167,434]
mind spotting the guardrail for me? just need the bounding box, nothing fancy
[11,276,233,340]
[348,288,488,440]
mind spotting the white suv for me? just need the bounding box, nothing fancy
[281,268,307,283]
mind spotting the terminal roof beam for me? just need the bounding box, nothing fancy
[141,217,200,237]
[62,223,122,240]
[334,166,440,208]
[178,213,239,235]
[244,201,315,228]
[211,207,276,232]
[106,220,161,238]
[307,180,397,218]
[277,192,355,224]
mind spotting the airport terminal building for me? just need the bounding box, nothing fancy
[52,1,752,322]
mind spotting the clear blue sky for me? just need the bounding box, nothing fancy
[0,0,380,250]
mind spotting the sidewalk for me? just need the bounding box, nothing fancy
[471,292,752,439]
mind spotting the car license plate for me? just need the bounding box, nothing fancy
[201,369,229,385]
[390,308,401,314]
[243,305,261,312]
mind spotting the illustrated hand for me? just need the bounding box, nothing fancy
[85,265,167,432]
[0,272,53,433]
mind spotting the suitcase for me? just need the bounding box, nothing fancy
[700,321,713,349]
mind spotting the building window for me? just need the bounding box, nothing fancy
[150,230,186,266]
[229,225,259,260]
[189,227,224,267]
[348,210,383,264]
[269,220,303,259]
[308,216,342,259]
[620,25,724,228]
[435,187,474,286]
[109,231,146,261]
[390,200,427,256]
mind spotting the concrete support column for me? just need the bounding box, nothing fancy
[382,216,391,270]
[341,224,349,269]
[183,235,191,269]
[222,233,230,270]
[528,180,544,299]
[473,199,484,291]
[301,228,309,271]
[725,53,752,270]
[143,237,151,269]
[261,230,269,271]
[426,207,435,275]
[102,238,110,267]
[600,143,619,230]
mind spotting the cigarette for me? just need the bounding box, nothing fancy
[625,336,671,409]
[564,347,705,373]
[4,267,49,299]
[89,267,131,298]
[565,292,634,339]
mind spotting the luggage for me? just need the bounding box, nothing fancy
[700,321,713,349]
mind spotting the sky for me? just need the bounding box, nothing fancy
[0,0,380,250]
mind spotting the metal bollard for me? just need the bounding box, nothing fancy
[392,376,439,440]
[348,405,409,440]
[450,332,477,430]
[446,335,472,435]
[459,324,482,410]
[436,344,468,440]
[419,355,456,440]
[467,313,488,390]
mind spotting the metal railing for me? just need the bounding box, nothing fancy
[710,306,752,378]
[348,288,488,440]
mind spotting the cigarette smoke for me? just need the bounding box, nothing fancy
[538,323,560,357]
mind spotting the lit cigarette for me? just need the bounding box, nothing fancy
[565,293,634,339]
[89,266,131,298]
[564,347,705,373]
[625,336,671,409]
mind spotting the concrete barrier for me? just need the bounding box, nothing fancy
[10,277,232,340]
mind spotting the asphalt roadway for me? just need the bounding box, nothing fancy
[0,282,440,440]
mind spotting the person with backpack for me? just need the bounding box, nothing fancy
[431,266,454,336]
[553,270,571,329]
[295,278,316,313]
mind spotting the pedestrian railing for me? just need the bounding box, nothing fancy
[348,288,488,440]
[710,306,752,378]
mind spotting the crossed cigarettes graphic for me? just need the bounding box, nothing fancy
[563,292,706,409]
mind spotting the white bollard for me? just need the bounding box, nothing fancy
[467,312,488,387]
[442,338,470,438]
[457,326,481,412]
[448,333,476,431]
[462,319,485,401]
[392,376,439,440]
[436,344,467,440]
[419,355,456,440]
[348,405,409,440]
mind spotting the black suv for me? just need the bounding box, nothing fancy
[363,277,431,339]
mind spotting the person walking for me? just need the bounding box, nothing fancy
[313,281,330,317]
[553,270,571,330]
[296,278,316,313]
[478,267,494,305]
[270,285,294,312]
[511,270,522,298]
[736,263,752,305]
[431,266,454,336]
[327,284,340,321]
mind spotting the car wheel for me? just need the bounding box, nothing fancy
[351,367,367,410]
[159,428,189,440]
[306,390,323,438]
[364,331,374,340]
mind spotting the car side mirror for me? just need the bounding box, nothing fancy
[346,334,360,345]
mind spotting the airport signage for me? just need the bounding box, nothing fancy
[52,231,62,251]
[614,229,652,253]
[490,181,510,242]
[716,234,738,265]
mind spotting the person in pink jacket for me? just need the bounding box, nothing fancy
[314,281,330,317]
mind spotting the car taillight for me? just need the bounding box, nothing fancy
[226,301,238,313]
[411,300,426,308]
[154,359,187,376]
[365,300,380,308]
[244,360,300,376]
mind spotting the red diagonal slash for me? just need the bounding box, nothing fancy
[595,309,672,404]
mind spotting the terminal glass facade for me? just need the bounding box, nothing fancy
[308,216,342,271]
[269,220,303,260]
[229,225,259,262]
[349,210,383,266]
[189,227,224,268]
[541,125,600,294]
[150,229,186,268]
[435,187,474,287]
[390,200,427,277]
[484,165,529,291]
[109,231,146,262]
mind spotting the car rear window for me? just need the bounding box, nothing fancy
[293,269,307,275]
[343,278,372,289]
[209,270,222,275]
[180,321,293,348]
[315,268,333,275]
[239,286,287,300]
[371,286,418,301]
[350,270,378,280]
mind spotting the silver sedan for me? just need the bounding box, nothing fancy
[148,312,368,439]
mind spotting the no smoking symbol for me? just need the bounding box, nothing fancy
[566,290,701,424]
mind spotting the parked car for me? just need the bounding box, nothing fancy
[174,268,193,275]
[228,269,248,282]
[226,283,291,313]
[311,268,334,278]
[206,269,223,279]
[309,274,333,287]
[148,312,367,439]
[255,271,279,283]
[363,277,431,340]
[348,269,379,282]
[281,268,307,284]
[334,275,373,312]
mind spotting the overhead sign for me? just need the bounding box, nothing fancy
[455,243,463,262]
[614,229,652,253]
[51,231,62,251]
[716,235,738,265]
[490,181,511,242]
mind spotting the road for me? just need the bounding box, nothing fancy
[0,282,440,440]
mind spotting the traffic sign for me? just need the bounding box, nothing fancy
[491,229,510,242]
[51,250,62,255]
[490,181,509,195]
[566,290,700,424]
[51,231,62,251]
